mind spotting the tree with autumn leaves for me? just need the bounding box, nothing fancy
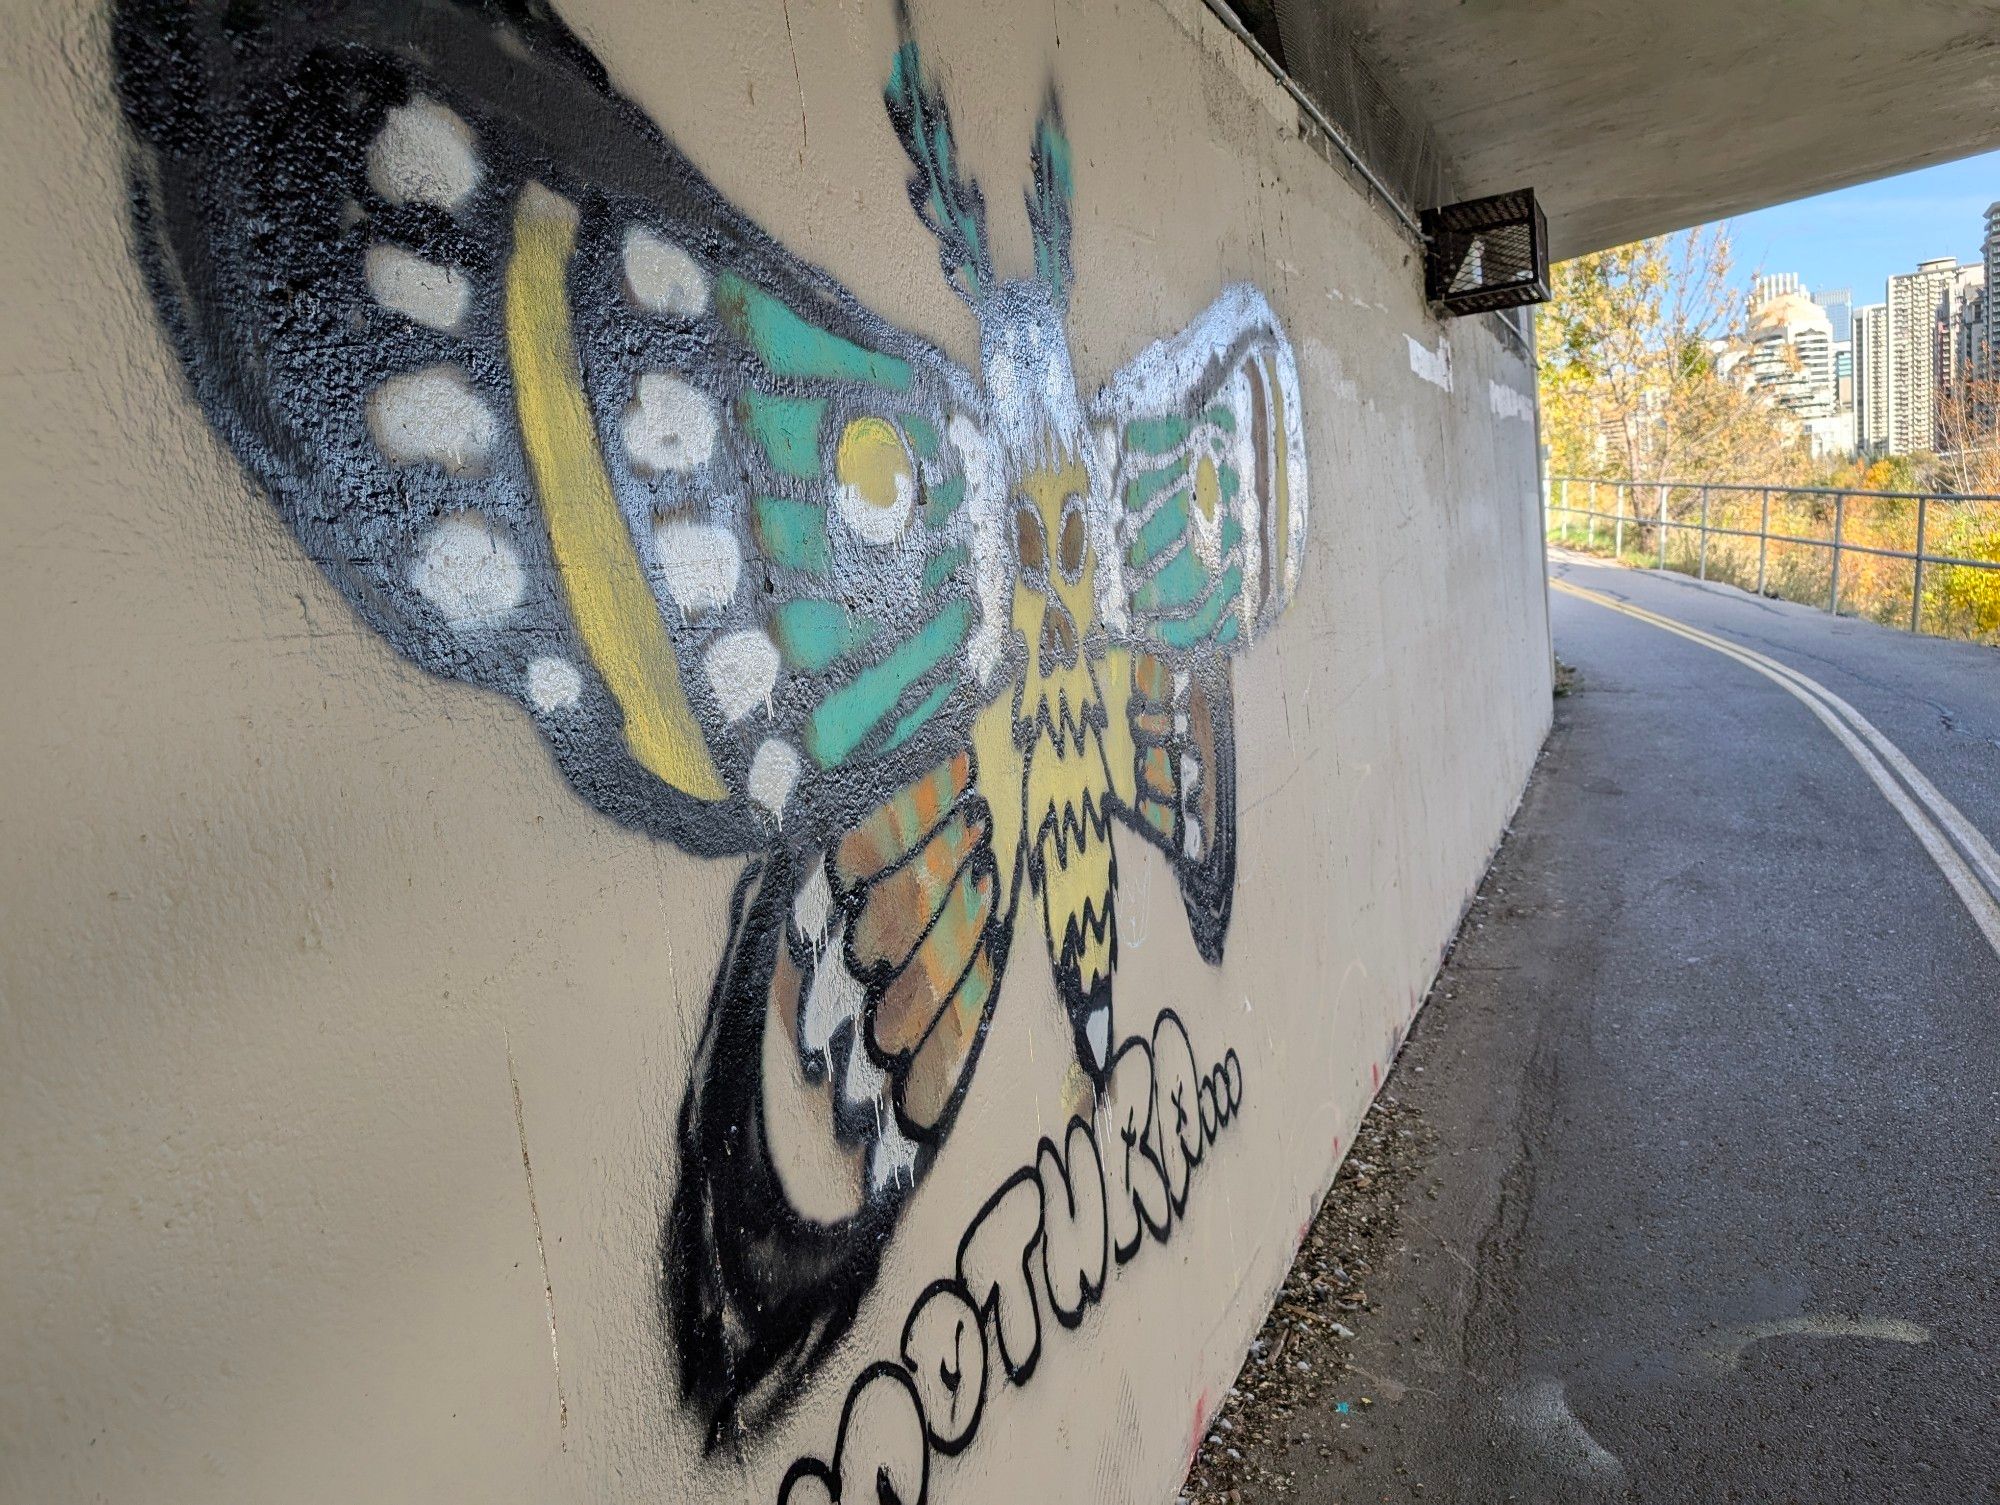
[1537,226,2000,641]
[1535,225,1813,488]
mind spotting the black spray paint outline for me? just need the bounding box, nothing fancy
[112,0,1298,1448]
[779,1006,1244,1503]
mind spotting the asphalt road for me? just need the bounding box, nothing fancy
[1259,554,2000,1503]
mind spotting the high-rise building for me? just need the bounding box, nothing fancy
[1948,265,1987,393]
[1887,257,1960,452]
[1817,287,1854,344]
[1746,278,1836,422]
[1855,302,1892,454]
[1984,202,1999,379]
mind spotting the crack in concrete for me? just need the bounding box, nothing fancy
[779,0,808,162]
[508,1034,569,1441]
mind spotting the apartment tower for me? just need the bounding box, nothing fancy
[1854,302,1891,455]
[1886,257,1959,452]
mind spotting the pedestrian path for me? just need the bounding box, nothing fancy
[1202,554,2000,1503]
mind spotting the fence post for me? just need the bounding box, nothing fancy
[1588,483,1598,549]
[1658,484,1668,570]
[1911,494,1929,635]
[1828,492,1845,615]
[1615,481,1625,559]
[1698,485,1711,581]
[1757,488,1770,596]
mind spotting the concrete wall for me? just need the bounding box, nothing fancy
[0,2,1550,1501]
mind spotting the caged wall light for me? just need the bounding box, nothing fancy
[1421,188,1551,317]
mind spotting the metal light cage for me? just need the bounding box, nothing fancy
[1421,189,1551,317]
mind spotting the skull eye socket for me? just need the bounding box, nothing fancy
[1015,500,1046,574]
[1057,497,1087,583]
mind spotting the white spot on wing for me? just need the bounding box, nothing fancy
[787,893,921,1199]
[622,225,710,316]
[525,655,583,711]
[368,365,496,474]
[1085,1005,1111,1068]
[623,373,718,476]
[793,862,833,946]
[836,1027,918,1194]
[367,97,481,211]
[366,244,472,333]
[868,1116,919,1195]
[800,930,862,1061]
[654,518,740,614]
[835,468,915,546]
[411,514,525,628]
[704,629,779,722]
[748,739,802,821]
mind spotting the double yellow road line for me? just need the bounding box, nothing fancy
[1552,576,2000,960]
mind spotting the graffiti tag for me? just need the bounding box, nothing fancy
[780,1007,1243,1502]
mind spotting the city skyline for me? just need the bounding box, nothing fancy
[1718,148,1997,311]
[1730,183,1994,461]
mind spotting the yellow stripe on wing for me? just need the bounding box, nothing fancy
[504,184,727,801]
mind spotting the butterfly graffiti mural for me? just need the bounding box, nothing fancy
[114,0,1308,1445]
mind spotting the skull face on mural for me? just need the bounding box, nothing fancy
[1010,445,1121,1073]
[965,277,1132,1082]
[1014,459,1091,679]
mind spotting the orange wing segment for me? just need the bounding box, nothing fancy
[834,750,972,887]
[849,809,988,971]
[809,745,1014,1142]
[872,862,995,1055]
[901,941,997,1130]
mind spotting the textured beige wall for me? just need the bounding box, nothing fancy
[0,1,1549,1501]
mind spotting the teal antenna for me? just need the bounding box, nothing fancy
[1026,89,1074,308]
[884,4,992,304]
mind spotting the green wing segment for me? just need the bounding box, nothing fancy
[1090,287,1305,961]
[593,193,1008,847]
[1026,92,1075,308]
[1093,285,1311,660]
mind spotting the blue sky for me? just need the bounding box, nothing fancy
[1715,149,1997,309]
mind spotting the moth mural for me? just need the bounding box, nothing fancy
[113,0,1308,1447]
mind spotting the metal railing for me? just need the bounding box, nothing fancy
[1545,476,2000,637]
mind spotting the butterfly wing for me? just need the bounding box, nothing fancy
[1090,285,1309,959]
[115,0,1009,859]
[672,744,1018,1440]
[114,0,1026,1442]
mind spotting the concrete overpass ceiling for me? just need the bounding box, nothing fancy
[1250,0,2000,260]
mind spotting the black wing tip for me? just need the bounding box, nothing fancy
[664,1144,892,1453]
[663,851,903,1449]
[111,0,212,155]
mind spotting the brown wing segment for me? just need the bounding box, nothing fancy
[669,744,1020,1443]
[1118,652,1238,964]
[832,751,1011,1136]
